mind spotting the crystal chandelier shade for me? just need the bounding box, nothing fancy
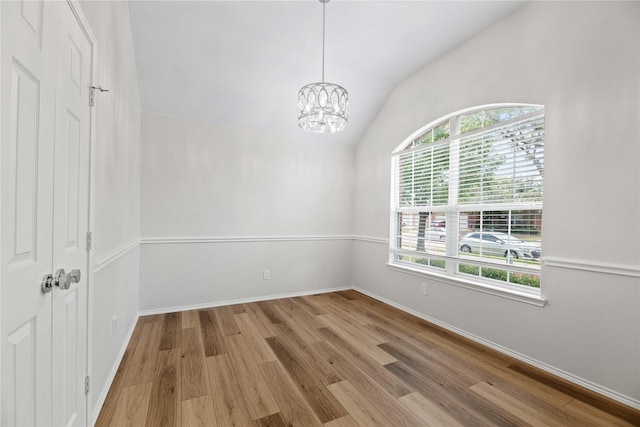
[297,0,348,133]
[297,82,348,133]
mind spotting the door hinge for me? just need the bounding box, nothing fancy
[85,376,91,395]
[89,85,109,107]
[86,232,93,251]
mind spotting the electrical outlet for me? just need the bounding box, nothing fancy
[421,283,428,295]
[111,315,117,335]
[263,270,270,280]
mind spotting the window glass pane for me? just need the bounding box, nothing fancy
[413,129,433,147]
[460,111,490,133]
[408,119,449,149]
[433,122,450,141]
[397,146,450,207]
[459,106,540,134]
[458,114,544,205]
[457,264,540,289]
[397,211,447,256]
[458,210,542,270]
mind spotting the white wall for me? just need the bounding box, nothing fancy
[139,113,354,312]
[352,1,640,406]
[79,0,141,420]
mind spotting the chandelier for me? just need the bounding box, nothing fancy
[297,0,348,133]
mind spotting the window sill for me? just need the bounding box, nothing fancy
[386,263,546,307]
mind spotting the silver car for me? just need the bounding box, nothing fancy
[459,232,541,259]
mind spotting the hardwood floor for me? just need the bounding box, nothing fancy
[95,291,640,426]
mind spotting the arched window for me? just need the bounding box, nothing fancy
[390,104,544,297]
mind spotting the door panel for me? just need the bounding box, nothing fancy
[6,318,37,426]
[9,61,41,265]
[51,3,92,426]
[1,1,55,425]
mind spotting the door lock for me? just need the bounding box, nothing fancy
[41,274,54,293]
[69,269,81,284]
[54,268,71,290]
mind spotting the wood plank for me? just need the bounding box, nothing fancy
[509,362,640,426]
[181,327,210,400]
[145,349,181,427]
[315,328,412,398]
[391,326,575,410]
[225,334,279,420]
[470,381,556,426]
[253,412,288,427]
[320,303,387,344]
[206,354,253,427]
[213,305,241,337]
[274,323,343,386]
[296,295,328,316]
[313,341,423,427]
[182,395,217,427]
[399,392,462,427]
[199,309,226,357]
[385,360,523,426]
[125,322,163,386]
[230,303,246,314]
[110,382,153,427]
[242,303,280,338]
[327,380,396,427]
[334,290,358,300]
[256,301,284,325]
[95,348,133,427]
[322,415,360,427]
[182,310,201,330]
[259,361,323,427]
[127,318,148,350]
[266,336,347,423]
[378,341,480,389]
[160,312,181,351]
[278,298,325,329]
[234,312,277,364]
[319,296,371,328]
[317,314,395,365]
[563,398,636,427]
[272,304,323,345]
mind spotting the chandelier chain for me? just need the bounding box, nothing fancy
[322,0,325,83]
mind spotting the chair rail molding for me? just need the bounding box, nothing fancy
[140,235,356,244]
[94,239,140,273]
[543,257,640,278]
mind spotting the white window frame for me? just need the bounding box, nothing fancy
[389,104,546,306]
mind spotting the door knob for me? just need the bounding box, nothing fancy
[69,269,81,284]
[54,268,71,290]
[41,274,54,293]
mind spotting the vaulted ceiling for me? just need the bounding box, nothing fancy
[129,1,525,145]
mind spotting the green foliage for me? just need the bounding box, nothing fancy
[510,272,540,288]
[413,258,445,269]
[458,264,479,276]
[430,259,445,268]
[458,264,540,288]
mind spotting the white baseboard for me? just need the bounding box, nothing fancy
[352,286,640,411]
[91,314,140,425]
[138,286,351,316]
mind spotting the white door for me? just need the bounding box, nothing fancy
[50,3,92,426]
[1,1,93,426]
